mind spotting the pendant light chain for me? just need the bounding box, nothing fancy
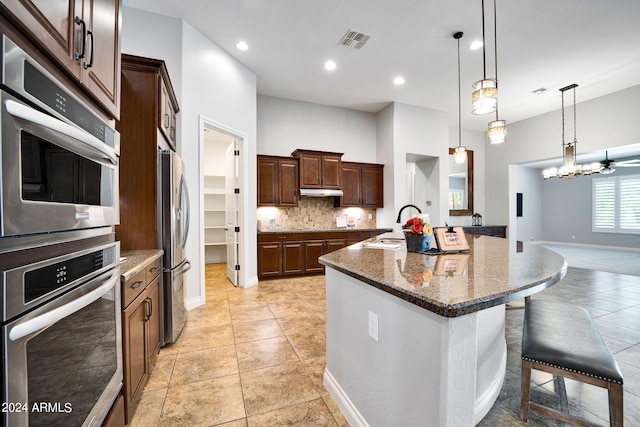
[493,0,498,119]
[457,34,462,149]
[481,0,487,80]
[573,86,577,143]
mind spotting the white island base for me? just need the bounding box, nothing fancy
[323,269,506,427]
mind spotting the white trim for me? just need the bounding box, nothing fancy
[198,115,248,290]
[185,295,205,310]
[323,368,370,427]
[474,341,507,424]
[530,240,640,253]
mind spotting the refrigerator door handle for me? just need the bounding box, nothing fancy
[179,174,191,248]
[167,259,191,276]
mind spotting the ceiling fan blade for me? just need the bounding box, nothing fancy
[614,159,640,167]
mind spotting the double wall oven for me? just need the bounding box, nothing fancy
[1,34,122,427]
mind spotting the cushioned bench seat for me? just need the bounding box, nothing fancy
[521,299,624,426]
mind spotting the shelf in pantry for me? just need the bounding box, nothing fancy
[204,208,226,212]
[204,188,225,195]
[205,242,226,247]
[205,225,226,229]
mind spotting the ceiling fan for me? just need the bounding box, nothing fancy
[599,151,640,174]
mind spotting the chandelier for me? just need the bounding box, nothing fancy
[543,84,601,179]
[471,0,497,115]
[487,0,507,144]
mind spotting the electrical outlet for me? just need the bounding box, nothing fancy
[368,213,373,220]
[368,311,379,342]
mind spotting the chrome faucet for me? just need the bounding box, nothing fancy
[396,204,422,224]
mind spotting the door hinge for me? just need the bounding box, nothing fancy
[234,188,240,194]
[234,264,240,271]
[234,149,240,156]
[234,226,240,233]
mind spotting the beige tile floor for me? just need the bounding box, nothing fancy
[129,264,347,427]
[130,256,640,426]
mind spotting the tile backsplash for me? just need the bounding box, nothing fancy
[257,198,377,231]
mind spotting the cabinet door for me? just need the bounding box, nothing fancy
[298,153,322,188]
[282,241,304,275]
[101,393,125,427]
[258,242,281,277]
[79,0,121,119]
[257,157,278,206]
[304,240,325,273]
[122,292,148,420]
[321,155,342,189]
[338,163,361,207]
[361,164,384,208]
[146,275,162,368]
[278,159,298,207]
[325,239,347,253]
[0,0,81,75]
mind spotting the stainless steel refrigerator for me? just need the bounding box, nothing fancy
[159,150,191,344]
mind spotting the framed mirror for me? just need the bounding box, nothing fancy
[448,148,474,216]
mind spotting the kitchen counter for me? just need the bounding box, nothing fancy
[319,233,567,426]
[257,227,392,234]
[319,231,566,317]
[120,249,164,280]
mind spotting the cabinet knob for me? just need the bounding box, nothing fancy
[149,267,159,273]
[131,280,144,289]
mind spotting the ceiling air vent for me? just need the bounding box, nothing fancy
[339,29,371,49]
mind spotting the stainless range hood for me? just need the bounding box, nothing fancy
[299,188,344,197]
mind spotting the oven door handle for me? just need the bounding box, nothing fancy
[5,99,118,166]
[8,270,119,341]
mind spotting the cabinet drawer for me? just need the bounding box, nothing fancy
[146,257,162,283]
[258,233,304,242]
[123,268,146,309]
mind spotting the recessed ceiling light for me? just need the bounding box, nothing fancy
[324,60,337,71]
[236,41,249,51]
[393,76,405,85]
[469,40,483,50]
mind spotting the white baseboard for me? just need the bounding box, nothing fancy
[243,275,259,288]
[530,241,640,253]
[323,368,370,427]
[185,295,205,310]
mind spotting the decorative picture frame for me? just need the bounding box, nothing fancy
[433,226,469,252]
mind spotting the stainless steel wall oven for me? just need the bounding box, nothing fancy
[0,32,122,427]
[0,35,119,237]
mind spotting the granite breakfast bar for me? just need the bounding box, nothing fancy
[318,232,567,427]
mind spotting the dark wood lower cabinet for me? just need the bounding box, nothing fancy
[462,225,507,238]
[101,393,125,427]
[121,256,162,423]
[258,230,389,279]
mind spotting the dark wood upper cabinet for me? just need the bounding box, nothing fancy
[257,155,298,207]
[361,164,384,208]
[292,149,343,189]
[0,0,122,119]
[116,54,179,250]
[335,162,384,208]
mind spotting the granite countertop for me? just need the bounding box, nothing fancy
[120,249,164,280]
[319,232,567,317]
[258,227,392,234]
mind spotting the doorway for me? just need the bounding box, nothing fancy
[202,123,242,287]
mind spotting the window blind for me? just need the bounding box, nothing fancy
[593,174,640,233]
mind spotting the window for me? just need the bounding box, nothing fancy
[592,174,640,234]
[449,191,462,209]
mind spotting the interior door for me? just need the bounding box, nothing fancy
[225,141,238,286]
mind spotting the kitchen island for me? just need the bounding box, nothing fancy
[318,233,567,427]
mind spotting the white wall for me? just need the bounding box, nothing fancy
[122,7,258,307]
[392,103,449,227]
[257,95,377,162]
[514,166,543,242]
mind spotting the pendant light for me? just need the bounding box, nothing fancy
[453,32,467,164]
[487,0,507,143]
[471,0,497,115]
[543,84,599,179]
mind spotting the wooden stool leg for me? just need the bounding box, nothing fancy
[521,360,532,421]
[609,382,624,427]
